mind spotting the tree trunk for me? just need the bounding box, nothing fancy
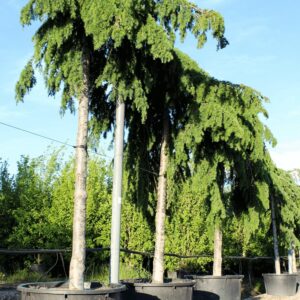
[152,110,169,283]
[69,48,90,290]
[110,99,125,284]
[270,195,281,274]
[213,225,222,276]
[292,243,297,273]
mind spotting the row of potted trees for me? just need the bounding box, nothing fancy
[15,1,300,300]
[16,0,227,299]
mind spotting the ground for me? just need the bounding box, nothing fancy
[0,286,19,300]
[245,293,300,300]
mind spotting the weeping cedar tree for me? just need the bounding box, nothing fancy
[16,1,96,288]
[262,156,300,274]
[173,79,277,276]
[125,49,279,279]
[124,50,213,282]
[16,0,227,289]
[231,153,300,275]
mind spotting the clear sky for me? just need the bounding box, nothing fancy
[0,0,299,174]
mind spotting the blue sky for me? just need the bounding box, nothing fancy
[0,0,300,173]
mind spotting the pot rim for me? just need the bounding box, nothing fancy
[185,275,244,280]
[263,273,298,277]
[124,279,196,288]
[17,281,126,295]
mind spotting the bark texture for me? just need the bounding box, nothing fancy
[292,244,297,273]
[110,100,125,284]
[69,48,90,290]
[152,111,169,283]
[213,225,223,276]
[271,196,281,275]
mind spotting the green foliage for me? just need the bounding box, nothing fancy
[8,155,52,248]
[86,262,151,285]
[165,169,213,271]
[16,0,227,134]
[267,161,300,249]
[3,268,49,284]
[15,60,36,102]
[0,160,15,247]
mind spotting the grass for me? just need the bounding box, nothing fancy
[3,269,52,284]
[2,263,151,285]
[86,263,151,285]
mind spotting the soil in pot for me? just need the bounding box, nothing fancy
[121,278,195,300]
[17,281,126,300]
[186,275,244,300]
[263,273,298,296]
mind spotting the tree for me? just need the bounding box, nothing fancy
[8,155,55,260]
[265,159,300,274]
[124,50,213,282]
[16,0,98,289]
[0,160,15,248]
[177,79,277,275]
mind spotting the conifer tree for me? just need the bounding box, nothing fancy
[125,50,209,282]
[15,0,102,289]
[125,51,277,278]
[174,79,276,276]
[265,158,300,274]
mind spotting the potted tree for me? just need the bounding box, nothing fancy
[177,80,275,300]
[262,165,300,296]
[120,50,205,300]
[15,0,126,298]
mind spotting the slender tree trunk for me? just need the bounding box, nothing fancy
[110,99,125,284]
[292,242,297,273]
[152,110,169,283]
[270,195,281,274]
[213,225,222,276]
[288,248,293,274]
[69,48,90,290]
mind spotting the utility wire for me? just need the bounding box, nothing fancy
[0,120,159,176]
[0,120,111,158]
[0,121,74,148]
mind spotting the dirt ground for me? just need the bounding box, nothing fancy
[244,293,300,300]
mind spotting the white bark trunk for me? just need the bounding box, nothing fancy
[69,49,89,290]
[213,226,222,276]
[110,99,125,284]
[271,196,281,275]
[152,111,169,283]
[292,243,297,273]
[288,249,293,274]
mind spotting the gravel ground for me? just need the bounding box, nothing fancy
[0,287,20,300]
[244,293,300,300]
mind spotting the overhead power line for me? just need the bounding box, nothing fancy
[0,121,74,148]
[0,120,159,175]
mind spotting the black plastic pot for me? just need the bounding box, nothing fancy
[187,275,243,300]
[17,281,126,300]
[263,273,298,296]
[121,279,195,300]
